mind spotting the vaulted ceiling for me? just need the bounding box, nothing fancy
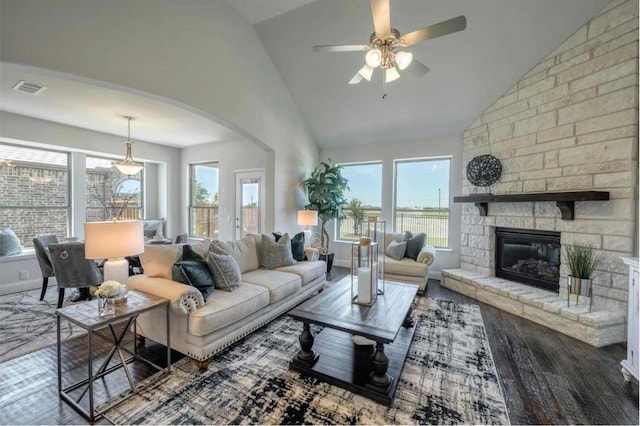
[0,0,610,149]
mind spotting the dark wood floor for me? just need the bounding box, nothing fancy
[1,267,638,425]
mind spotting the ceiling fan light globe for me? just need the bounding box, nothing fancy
[365,48,382,68]
[385,67,400,83]
[395,51,413,70]
[358,64,375,81]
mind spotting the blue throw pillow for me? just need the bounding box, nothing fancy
[291,232,306,261]
[405,232,426,260]
[172,245,215,300]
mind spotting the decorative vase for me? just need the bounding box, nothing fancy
[98,297,116,318]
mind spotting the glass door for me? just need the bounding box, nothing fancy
[235,170,265,239]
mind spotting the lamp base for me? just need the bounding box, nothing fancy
[104,257,129,286]
[303,230,312,248]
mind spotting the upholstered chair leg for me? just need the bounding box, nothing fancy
[57,288,65,309]
[136,334,146,346]
[39,277,49,301]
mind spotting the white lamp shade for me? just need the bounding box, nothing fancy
[395,51,413,70]
[365,48,382,68]
[385,66,400,83]
[85,220,144,259]
[297,210,318,227]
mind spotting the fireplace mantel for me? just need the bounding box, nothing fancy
[453,191,610,220]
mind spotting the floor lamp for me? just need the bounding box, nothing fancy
[297,210,318,248]
[85,220,144,286]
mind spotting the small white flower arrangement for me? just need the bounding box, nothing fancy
[91,280,127,299]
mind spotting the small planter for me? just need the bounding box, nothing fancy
[567,276,593,311]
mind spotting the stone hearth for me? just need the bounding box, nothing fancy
[441,269,625,347]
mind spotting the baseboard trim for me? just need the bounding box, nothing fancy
[0,279,42,296]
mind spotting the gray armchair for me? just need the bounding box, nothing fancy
[33,234,59,301]
[48,242,102,308]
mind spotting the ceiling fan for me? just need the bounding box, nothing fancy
[313,0,466,85]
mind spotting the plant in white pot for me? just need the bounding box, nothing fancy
[563,244,601,305]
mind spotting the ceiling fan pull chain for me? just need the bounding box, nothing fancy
[382,78,387,99]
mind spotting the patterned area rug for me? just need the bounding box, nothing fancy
[0,286,86,363]
[103,298,510,425]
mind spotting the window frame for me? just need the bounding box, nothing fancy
[188,161,219,239]
[0,142,71,247]
[334,161,383,243]
[393,156,452,249]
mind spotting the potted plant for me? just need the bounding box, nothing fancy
[300,159,349,254]
[563,244,601,298]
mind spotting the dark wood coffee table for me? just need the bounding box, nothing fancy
[288,277,418,406]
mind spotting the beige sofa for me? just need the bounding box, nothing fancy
[380,232,436,293]
[127,234,326,368]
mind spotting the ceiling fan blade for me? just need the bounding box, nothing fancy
[370,0,390,36]
[407,59,430,77]
[349,71,364,85]
[313,44,368,53]
[400,15,467,46]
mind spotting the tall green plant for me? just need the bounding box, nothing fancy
[300,159,349,253]
[563,244,601,279]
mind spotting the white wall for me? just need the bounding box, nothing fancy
[321,136,463,278]
[1,0,320,232]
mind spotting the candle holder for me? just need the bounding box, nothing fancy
[351,241,379,306]
[364,217,385,295]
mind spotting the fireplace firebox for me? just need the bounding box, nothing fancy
[495,227,561,292]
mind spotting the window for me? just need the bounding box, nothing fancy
[86,156,143,221]
[189,162,219,239]
[0,143,70,247]
[394,157,450,248]
[337,162,382,241]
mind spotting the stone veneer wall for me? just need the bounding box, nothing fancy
[459,0,638,314]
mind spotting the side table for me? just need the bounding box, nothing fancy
[56,290,170,422]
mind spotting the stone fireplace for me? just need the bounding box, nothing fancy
[442,0,638,347]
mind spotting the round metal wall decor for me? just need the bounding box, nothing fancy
[466,154,502,187]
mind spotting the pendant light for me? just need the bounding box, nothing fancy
[112,116,144,176]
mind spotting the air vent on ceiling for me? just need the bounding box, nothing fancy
[13,80,46,95]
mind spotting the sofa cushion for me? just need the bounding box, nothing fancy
[386,240,407,261]
[188,284,270,336]
[210,237,259,274]
[140,244,183,279]
[384,255,428,277]
[206,251,241,292]
[405,232,426,260]
[0,228,22,256]
[242,269,301,303]
[261,233,294,269]
[275,261,326,286]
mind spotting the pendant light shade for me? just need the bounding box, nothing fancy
[365,48,382,68]
[112,116,144,176]
[394,51,413,70]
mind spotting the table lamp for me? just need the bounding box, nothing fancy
[85,220,144,286]
[297,210,318,248]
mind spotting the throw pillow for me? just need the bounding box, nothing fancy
[142,218,165,239]
[405,232,426,260]
[206,251,241,292]
[172,261,215,301]
[291,231,306,261]
[0,228,22,256]
[139,244,183,279]
[261,233,295,269]
[386,240,407,261]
